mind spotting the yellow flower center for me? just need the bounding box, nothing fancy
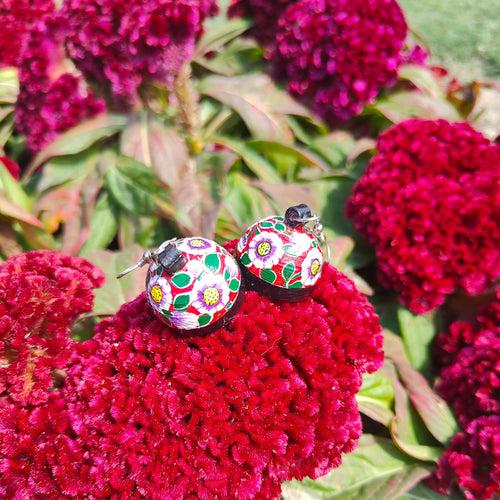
[203,287,221,306]
[257,241,272,257]
[310,259,321,276]
[190,239,205,248]
[150,284,163,303]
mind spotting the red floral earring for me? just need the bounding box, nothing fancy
[236,204,329,301]
[118,238,242,335]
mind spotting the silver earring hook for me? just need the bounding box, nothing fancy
[116,238,177,279]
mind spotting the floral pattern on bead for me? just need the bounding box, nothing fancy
[237,215,323,289]
[192,275,230,315]
[178,237,216,255]
[301,248,324,286]
[147,275,173,311]
[248,231,285,269]
[146,238,241,330]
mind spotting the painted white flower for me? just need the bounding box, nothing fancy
[247,230,284,269]
[170,311,201,330]
[177,237,216,256]
[185,259,207,281]
[287,231,313,257]
[191,274,230,315]
[147,275,173,311]
[301,248,324,286]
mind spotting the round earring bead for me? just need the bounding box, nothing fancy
[236,206,324,302]
[145,237,242,335]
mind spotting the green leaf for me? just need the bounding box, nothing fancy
[401,482,457,500]
[356,369,395,427]
[367,92,460,123]
[229,278,240,292]
[171,273,192,289]
[282,262,295,282]
[105,156,162,215]
[174,294,190,311]
[260,268,277,284]
[29,114,128,172]
[205,253,221,272]
[289,281,303,289]
[85,246,148,316]
[282,435,432,500]
[200,74,309,141]
[194,18,252,59]
[213,136,281,182]
[398,308,436,378]
[248,140,330,173]
[0,161,32,210]
[385,363,443,462]
[79,193,119,255]
[0,68,19,104]
[398,65,444,98]
[384,331,459,446]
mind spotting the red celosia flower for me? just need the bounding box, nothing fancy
[62,0,217,107]
[0,0,54,68]
[0,243,382,498]
[228,0,293,46]
[0,251,104,406]
[347,119,500,314]
[0,157,20,180]
[15,13,105,152]
[428,416,500,500]
[270,0,407,123]
[434,290,500,369]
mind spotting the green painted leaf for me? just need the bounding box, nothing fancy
[171,273,192,289]
[224,269,230,280]
[198,314,211,327]
[274,222,285,232]
[282,262,295,282]
[260,221,273,228]
[260,269,277,284]
[162,310,173,317]
[282,435,432,500]
[205,253,221,272]
[289,281,303,289]
[229,279,240,292]
[174,294,190,311]
[156,266,163,276]
[240,253,251,266]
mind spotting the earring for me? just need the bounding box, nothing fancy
[236,204,328,302]
[118,237,242,335]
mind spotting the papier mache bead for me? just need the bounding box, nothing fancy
[118,237,242,336]
[236,204,325,301]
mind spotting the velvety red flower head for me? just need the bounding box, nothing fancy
[62,0,217,107]
[0,251,104,406]
[347,119,500,314]
[428,416,500,500]
[434,289,500,369]
[0,0,55,68]
[270,0,407,123]
[0,242,382,498]
[15,13,105,152]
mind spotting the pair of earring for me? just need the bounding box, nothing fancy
[118,204,328,336]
